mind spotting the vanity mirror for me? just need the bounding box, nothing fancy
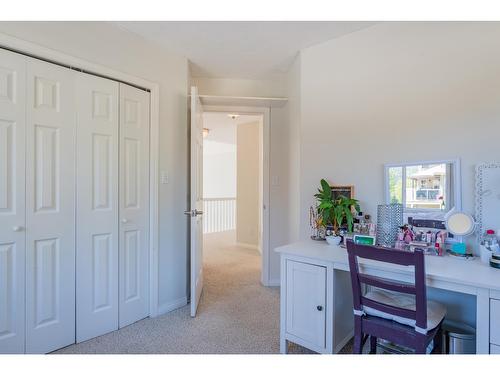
[384,159,462,219]
[445,210,475,237]
[445,209,476,255]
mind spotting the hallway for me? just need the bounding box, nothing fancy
[55,231,281,354]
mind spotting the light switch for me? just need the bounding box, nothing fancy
[271,175,279,186]
[160,171,169,184]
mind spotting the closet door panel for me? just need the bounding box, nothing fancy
[0,49,26,354]
[25,59,76,353]
[76,73,119,343]
[119,84,150,328]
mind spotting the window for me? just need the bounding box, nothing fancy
[385,160,460,214]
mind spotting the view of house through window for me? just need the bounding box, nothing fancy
[388,163,451,211]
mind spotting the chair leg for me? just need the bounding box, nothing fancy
[432,327,444,354]
[353,317,363,354]
[369,336,377,354]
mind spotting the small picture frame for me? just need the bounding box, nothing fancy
[330,185,354,200]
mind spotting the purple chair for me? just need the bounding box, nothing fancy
[346,240,446,354]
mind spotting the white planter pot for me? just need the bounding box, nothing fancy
[326,236,342,246]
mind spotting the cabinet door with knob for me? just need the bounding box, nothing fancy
[285,260,327,350]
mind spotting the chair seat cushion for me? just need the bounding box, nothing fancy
[363,289,446,331]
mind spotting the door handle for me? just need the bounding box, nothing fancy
[12,226,24,232]
[184,210,204,217]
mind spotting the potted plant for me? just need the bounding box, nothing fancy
[315,179,360,245]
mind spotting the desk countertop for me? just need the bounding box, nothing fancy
[275,241,500,292]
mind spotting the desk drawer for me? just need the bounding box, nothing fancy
[491,299,500,345]
[491,344,500,354]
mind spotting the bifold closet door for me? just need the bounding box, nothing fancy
[25,58,76,353]
[76,73,119,343]
[118,83,150,328]
[0,49,26,353]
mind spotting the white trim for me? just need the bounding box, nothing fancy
[149,83,160,317]
[268,278,281,287]
[334,330,354,354]
[0,33,162,318]
[203,104,271,287]
[199,95,287,108]
[157,297,189,316]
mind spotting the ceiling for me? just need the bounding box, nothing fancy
[203,112,261,155]
[115,21,376,79]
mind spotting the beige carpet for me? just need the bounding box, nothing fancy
[54,231,351,354]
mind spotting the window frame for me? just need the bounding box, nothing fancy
[384,158,462,214]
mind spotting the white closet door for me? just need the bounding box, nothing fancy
[118,83,150,328]
[0,49,26,353]
[76,73,119,342]
[25,58,76,353]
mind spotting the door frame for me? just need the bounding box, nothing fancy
[0,33,162,317]
[202,104,271,286]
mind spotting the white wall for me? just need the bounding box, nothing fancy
[0,22,190,312]
[298,22,500,249]
[285,55,301,244]
[203,142,236,198]
[236,121,261,247]
[192,77,286,98]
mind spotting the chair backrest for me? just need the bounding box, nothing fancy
[346,240,428,332]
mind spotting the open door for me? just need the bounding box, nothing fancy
[187,86,204,317]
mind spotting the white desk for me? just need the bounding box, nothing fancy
[276,241,500,354]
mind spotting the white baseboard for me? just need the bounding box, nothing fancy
[157,296,188,315]
[236,242,259,251]
[267,278,280,287]
[335,331,354,353]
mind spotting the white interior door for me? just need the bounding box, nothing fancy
[118,83,150,328]
[76,73,119,342]
[0,49,26,353]
[189,86,204,317]
[25,58,76,353]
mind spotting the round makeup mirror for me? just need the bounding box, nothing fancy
[445,211,475,237]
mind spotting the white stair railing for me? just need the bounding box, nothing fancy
[203,197,236,234]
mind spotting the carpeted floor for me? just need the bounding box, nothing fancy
[54,231,351,354]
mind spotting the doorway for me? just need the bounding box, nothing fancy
[202,111,265,280]
[188,89,272,317]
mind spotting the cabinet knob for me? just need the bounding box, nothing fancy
[121,218,129,224]
[12,226,24,232]
[317,305,323,311]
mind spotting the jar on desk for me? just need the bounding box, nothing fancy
[480,229,500,265]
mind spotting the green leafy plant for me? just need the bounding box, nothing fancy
[314,179,361,234]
